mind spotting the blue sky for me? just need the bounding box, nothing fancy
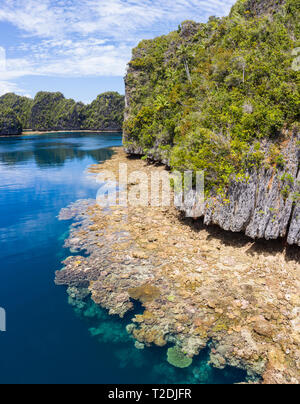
[0,0,236,104]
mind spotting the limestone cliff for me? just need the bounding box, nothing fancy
[241,0,287,17]
[123,0,300,245]
[181,129,300,245]
[30,91,125,132]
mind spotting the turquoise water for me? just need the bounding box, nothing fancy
[0,132,247,384]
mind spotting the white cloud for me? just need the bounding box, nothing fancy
[0,80,31,97]
[0,0,235,40]
[0,0,236,91]
[0,46,6,72]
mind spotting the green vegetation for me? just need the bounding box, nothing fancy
[0,107,22,135]
[0,91,125,135]
[0,93,33,134]
[124,0,300,193]
[280,172,295,199]
[83,92,125,131]
[30,91,125,131]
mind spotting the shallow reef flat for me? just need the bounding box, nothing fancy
[55,147,300,384]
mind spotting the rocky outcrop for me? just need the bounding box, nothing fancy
[244,0,286,17]
[0,93,33,129]
[123,0,299,245]
[179,129,300,245]
[83,92,125,131]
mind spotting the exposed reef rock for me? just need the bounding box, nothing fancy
[55,148,300,384]
[242,0,287,17]
[167,346,193,369]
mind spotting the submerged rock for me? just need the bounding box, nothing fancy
[134,341,145,350]
[167,346,193,369]
[128,284,161,304]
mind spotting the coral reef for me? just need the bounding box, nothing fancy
[128,284,161,304]
[55,148,300,384]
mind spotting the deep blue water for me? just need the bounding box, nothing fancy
[0,132,247,384]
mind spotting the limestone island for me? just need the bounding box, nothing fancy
[0,91,125,135]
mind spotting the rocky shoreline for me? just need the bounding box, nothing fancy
[55,147,300,384]
[124,127,300,247]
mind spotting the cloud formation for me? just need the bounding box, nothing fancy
[0,0,236,96]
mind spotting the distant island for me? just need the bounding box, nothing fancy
[0,91,125,135]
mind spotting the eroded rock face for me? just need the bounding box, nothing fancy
[244,0,287,17]
[182,131,300,245]
[126,130,300,246]
[55,148,300,384]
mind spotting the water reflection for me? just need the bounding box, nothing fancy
[0,132,248,384]
[0,132,125,384]
[0,133,119,168]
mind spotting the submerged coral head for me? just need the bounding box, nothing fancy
[167,346,193,369]
[128,283,161,304]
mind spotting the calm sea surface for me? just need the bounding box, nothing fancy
[0,132,246,384]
